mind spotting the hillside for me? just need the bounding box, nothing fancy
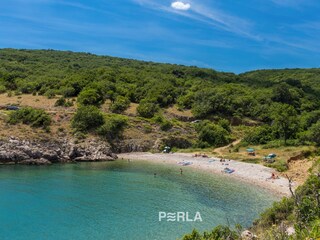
[0,49,319,239]
[1,48,320,151]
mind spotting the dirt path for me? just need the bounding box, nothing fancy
[214,139,242,156]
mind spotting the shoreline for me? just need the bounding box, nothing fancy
[118,152,292,197]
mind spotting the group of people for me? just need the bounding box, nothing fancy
[193,153,208,158]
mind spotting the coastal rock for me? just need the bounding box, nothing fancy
[113,139,154,153]
[0,138,117,165]
[241,230,257,240]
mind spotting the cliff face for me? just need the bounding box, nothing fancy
[0,137,117,165]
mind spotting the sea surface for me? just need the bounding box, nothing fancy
[0,161,278,240]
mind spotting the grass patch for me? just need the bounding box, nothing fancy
[265,159,289,172]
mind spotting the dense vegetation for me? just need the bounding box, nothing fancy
[1,49,320,148]
[8,107,51,129]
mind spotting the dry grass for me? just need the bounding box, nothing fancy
[165,105,193,118]
[124,103,138,116]
[0,94,76,111]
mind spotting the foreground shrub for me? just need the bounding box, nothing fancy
[71,106,104,132]
[97,114,128,141]
[182,225,239,240]
[8,107,51,128]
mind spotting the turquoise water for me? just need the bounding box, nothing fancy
[0,161,278,240]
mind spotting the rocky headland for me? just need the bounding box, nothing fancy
[0,137,117,165]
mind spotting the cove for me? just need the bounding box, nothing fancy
[0,161,278,240]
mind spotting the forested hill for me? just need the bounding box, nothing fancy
[1,48,319,121]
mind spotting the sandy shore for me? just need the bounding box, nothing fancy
[118,152,292,197]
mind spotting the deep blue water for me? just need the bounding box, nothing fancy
[0,161,278,240]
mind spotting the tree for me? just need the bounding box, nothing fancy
[8,107,51,129]
[270,103,298,144]
[195,120,230,147]
[137,100,159,118]
[308,121,320,146]
[97,114,128,141]
[109,96,130,113]
[71,106,105,132]
[77,88,104,107]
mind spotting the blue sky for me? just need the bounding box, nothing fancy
[0,0,320,73]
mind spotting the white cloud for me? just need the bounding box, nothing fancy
[171,1,191,11]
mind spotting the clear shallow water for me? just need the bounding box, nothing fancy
[0,161,278,240]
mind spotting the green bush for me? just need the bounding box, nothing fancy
[54,97,73,107]
[243,125,274,145]
[160,120,173,131]
[195,120,231,148]
[8,107,51,128]
[0,85,6,93]
[97,114,128,141]
[137,100,159,118]
[109,96,130,113]
[182,225,239,240]
[71,106,105,132]
[45,89,56,99]
[61,86,76,98]
[265,160,288,172]
[218,119,231,133]
[257,197,295,227]
[77,88,104,107]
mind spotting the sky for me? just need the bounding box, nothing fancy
[0,0,320,73]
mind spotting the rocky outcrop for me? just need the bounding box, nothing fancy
[0,137,117,165]
[112,139,155,153]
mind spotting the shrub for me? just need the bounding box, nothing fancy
[137,100,159,118]
[265,160,288,172]
[182,225,239,240]
[54,97,73,107]
[257,197,295,227]
[109,96,130,113]
[243,125,274,145]
[307,121,320,146]
[71,106,105,132]
[97,114,128,141]
[61,86,76,98]
[218,119,231,132]
[45,89,56,99]
[8,107,51,128]
[0,85,6,93]
[54,97,67,107]
[77,88,104,107]
[195,120,231,147]
[160,120,173,131]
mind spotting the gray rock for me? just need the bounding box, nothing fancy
[0,138,117,164]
